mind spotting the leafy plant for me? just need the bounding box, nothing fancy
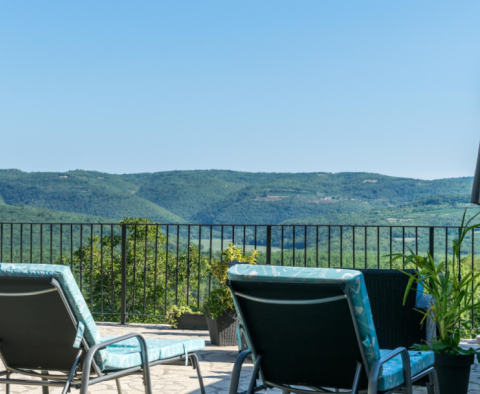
[55,217,209,322]
[392,209,480,358]
[205,243,257,319]
[165,305,203,328]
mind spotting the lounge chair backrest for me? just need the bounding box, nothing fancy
[228,265,382,389]
[0,263,107,367]
[359,269,427,350]
[0,275,81,370]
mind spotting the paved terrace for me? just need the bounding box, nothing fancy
[1,323,480,394]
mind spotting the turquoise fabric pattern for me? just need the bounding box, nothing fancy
[101,337,205,370]
[228,265,434,391]
[73,321,85,349]
[378,349,434,391]
[0,263,205,372]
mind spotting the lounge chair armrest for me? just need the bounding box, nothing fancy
[368,347,412,394]
[83,333,151,374]
[88,333,149,354]
[79,333,153,394]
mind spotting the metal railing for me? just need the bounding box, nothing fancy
[0,222,478,325]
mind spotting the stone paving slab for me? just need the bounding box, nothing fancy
[0,323,479,393]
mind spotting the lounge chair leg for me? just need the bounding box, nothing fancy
[351,362,362,394]
[246,355,262,394]
[42,370,49,394]
[229,350,252,394]
[189,354,206,394]
[427,369,440,394]
[116,378,123,394]
[62,350,83,394]
[5,371,10,394]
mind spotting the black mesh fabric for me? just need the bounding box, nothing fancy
[0,276,80,371]
[230,280,369,390]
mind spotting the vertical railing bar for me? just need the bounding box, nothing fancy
[221,226,224,262]
[132,225,137,315]
[20,223,23,263]
[364,227,367,269]
[143,224,148,316]
[415,227,418,255]
[304,226,307,267]
[267,225,272,265]
[110,224,114,312]
[50,223,53,264]
[60,224,63,265]
[187,225,191,306]
[232,225,235,246]
[121,224,127,324]
[402,227,405,268]
[198,226,202,308]
[40,223,43,264]
[458,226,461,329]
[377,226,380,269]
[70,225,73,270]
[243,226,246,254]
[163,225,168,315]
[0,223,3,262]
[175,226,180,305]
[389,227,392,269]
[293,226,296,267]
[340,226,343,268]
[281,226,284,266]
[79,224,83,291]
[429,227,435,262]
[328,226,331,268]
[353,226,356,269]
[90,224,93,309]
[316,226,319,267]
[30,223,33,263]
[445,228,448,274]
[209,226,212,294]
[10,224,13,263]
[100,225,103,315]
[458,227,461,282]
[472,229,475,328]
[153,225,159,316]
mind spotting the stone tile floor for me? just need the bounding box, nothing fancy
[0,323,479,393]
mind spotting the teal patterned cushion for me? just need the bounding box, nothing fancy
[378,349,434,391]
[101,337,206,370]
[228,265,382,369]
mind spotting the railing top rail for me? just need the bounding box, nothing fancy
[0,222,466,229]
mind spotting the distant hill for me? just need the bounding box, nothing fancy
[0,204,111,223]
[0,169,475,225]
[0,169,184,223]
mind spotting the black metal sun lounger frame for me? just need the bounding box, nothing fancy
[227,276,439,394]
[0,276,205,394]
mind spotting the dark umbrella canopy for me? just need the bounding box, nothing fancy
[472,142,480,205]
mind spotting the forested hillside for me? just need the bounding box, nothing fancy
[0,168,475,225]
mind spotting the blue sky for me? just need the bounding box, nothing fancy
[1,1,479,179]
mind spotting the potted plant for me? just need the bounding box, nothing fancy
[165,305,207,330]
[392,210,480,394]
[204,243,257,346]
